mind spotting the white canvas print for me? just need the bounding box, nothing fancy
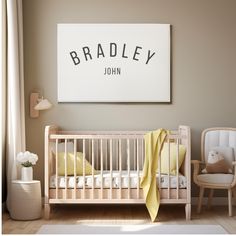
[57,24,171,102]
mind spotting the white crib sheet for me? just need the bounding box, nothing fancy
[50,171,187,189]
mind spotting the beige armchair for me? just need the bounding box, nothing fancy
[192,128,236,216]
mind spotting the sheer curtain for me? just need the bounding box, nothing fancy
[0,0,26,211]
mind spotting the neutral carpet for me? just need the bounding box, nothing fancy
[37,224,228,234]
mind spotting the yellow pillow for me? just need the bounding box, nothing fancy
[159,143,186,175]
[57,152,96,176]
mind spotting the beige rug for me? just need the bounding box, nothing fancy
[37,224,228,234]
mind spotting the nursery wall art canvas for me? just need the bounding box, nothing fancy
[57,24,171,102]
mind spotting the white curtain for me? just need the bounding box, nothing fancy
[0,0,26,211]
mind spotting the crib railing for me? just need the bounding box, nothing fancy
[49,135,146,201]
[45,126,190,205]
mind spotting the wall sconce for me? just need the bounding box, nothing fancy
[30,92,52,118]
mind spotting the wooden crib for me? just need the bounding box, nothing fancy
[44,125,191,220]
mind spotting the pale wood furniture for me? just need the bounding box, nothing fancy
[192,127,236,216]
[10,180,42,220]
[44,125,191,220]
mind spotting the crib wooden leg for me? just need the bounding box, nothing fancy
[44,203,51,219]
[197,187,204,214]
[185,203,191,220]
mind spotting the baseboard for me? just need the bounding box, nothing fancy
[192,197,236,206]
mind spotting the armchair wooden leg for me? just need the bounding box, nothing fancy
[197,187,205,214]
[233,187,236,206]
[207,189,214,210]
[228,189,232,217]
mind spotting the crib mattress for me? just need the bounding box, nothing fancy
[50,171,187,189]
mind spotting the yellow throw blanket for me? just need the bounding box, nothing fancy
[140,129,168,222]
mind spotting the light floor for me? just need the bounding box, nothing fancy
[2,204,236,234]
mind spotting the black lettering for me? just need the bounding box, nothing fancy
[146,50,156,64]
[107,68,111,74]
[110,43,117,57]
[97,44,105,58]
[122,44,128,58]
[133,46,142,61]
[117,68,121,75]
[69,51,80,65]
[104,67,121,75]
[82,46,92,61]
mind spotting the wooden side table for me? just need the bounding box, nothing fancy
[10,180,42,220]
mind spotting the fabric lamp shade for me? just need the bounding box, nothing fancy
[34,99,52,110]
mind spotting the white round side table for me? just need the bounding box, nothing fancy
[10,180,42,220]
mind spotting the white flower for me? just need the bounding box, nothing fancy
[17,152,28,163]
[16,151,38,166]
[24,151,31,159]
[29,153,38,165]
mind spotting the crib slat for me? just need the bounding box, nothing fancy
[100,139,103,199]
[92,139,95,199]
[64,139,68,199]
[106,139,108,171]
[110,139,113,199]
[127,139,130,199]
[141,139,144,167]
[134,139,136,173]
[73,139,77,199]
[116,140,119,171]
[83,139,86,199]
[96,139,99,170]
[55,139,58,199]
[119,139,122,199]
[176,138,179,199]
[168,139,170,199]
[89,139,91,164]
[136,139,140,199]
[158,141,161,195]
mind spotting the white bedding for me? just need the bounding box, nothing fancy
[50,171,187,189]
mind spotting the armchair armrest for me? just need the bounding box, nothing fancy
[232,162,236,178]
[191,160,206,185]
[231,162,236,187]
[191,160,205,165]
[191,160,205,170]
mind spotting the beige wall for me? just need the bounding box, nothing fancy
[23,0,236,197]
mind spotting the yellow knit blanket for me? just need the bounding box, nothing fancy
[140,129,168,222]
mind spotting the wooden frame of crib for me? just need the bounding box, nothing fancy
[44,125,191,220]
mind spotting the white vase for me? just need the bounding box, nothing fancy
[21,167,33,181]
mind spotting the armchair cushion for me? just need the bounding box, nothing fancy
[197,173,234,185]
